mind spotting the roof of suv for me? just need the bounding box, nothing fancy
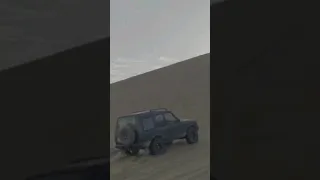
[129,108,169,116]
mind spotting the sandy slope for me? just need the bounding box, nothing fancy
[110,53,210,180]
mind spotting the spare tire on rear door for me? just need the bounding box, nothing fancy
[117,125,136,146]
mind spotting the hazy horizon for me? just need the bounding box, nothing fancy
[110,0,210,83]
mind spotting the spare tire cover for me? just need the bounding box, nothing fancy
[117,125,136,146]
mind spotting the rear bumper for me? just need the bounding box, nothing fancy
[115,144,127,150]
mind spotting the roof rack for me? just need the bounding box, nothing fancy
[150,108,168,112]
[131,108,168,114]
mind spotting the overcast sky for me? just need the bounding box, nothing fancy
[110,0,210,83]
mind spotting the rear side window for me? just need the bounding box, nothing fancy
[142,116,154,130]
[154,114,166,127]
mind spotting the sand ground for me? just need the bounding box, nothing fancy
[110,54,210,180]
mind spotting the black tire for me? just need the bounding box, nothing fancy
[149,137,167,155]
[117,125,136,146]
[185,126,199,144]
[166,140,173,146]
[124,147,140,156]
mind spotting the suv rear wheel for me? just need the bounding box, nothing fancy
[149,137,167,155]
[124,147,140,156]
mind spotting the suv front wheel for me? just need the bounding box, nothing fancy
[185,126,199,144]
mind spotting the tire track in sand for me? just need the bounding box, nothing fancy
[111,134,210,180]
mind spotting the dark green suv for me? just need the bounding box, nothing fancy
[114,108,199,156]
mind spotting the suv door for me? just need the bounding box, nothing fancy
[139,114,156,142]
[153,113,171,142]
[163,112,185,139]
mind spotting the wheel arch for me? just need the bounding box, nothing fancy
[152,134,163,140]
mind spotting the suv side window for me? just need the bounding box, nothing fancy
[163,112,178,122]
[142,116,155,130]
[154,114,166,127]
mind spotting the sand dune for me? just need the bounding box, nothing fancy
[110,53,210,180]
